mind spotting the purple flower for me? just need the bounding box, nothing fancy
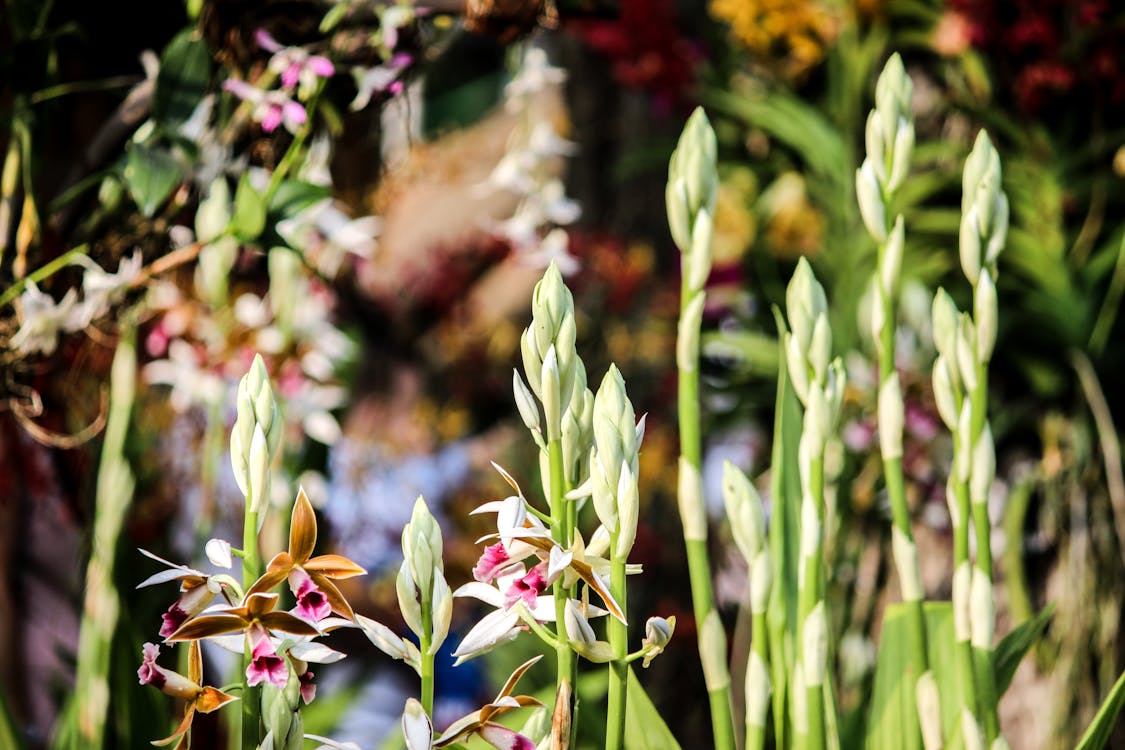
[138,642,203,700]
[298,669,316,704]
[223,78,307,134]
[246,634,289,689]
[158,582,214,637]
[503,564,546,609]
[290,568,332,622]
[255,28,334,98]
[472,543,512,583]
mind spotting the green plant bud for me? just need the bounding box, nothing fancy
[970,426,995,504]
[892,526,923,601]
[541,345,562,441]
[808,314,832,384]
[932,288,960,360]
[746,650,772,729]
[666,177,692,251]
[887,120,915,193]
[975,272,998,363]
[802,601,828,686]
[248,424,270,515]
[430,573,452,654]
[956,402,973,482]
[933,356,960,431]
[881,215,905,297]
[953,561,972,642]
[804,382,829,456]
[615,460,639,558]
[786,333,811,405]
[513,370,541,433]
[984,193,1008,267]
[878,375,904,460]
[253,379,276,437]
[677,107,718,217]
[677,290,706,373]
[520,328,543,399]
[721,460,765,563]
[786,258,818,351]
[699,610,731,691]
[962,131,995,212]
[956,316,979,392]
[865,111,887,183]
[194,239,236,306]
[974,175,998,239]
[564,598,596,645]
[750,551,772,614]
[264,685,295,750]
[969,567,995,649]
[396,560,424,638]
[196,177,231,244]
[678,457,707,542]
[959,206,982,286]
[591,450,619,534]
[915,671,943,750]
[555,314,578,410]
[686,208,714,291]
[563,387,594,484]
[946,477,960,529]
[799,490,821,572]
[962,709,985,750]
[857,159,887,241]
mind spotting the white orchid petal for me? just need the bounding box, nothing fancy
[205,538,233,569]
[452,609,521,663]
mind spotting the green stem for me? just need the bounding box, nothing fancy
[952,473,982,727]
[678,279,737,750]
[515,605,561,649]
[797,457,826,750]
[241,507,261,750]
[547,439,576,723]
[606,541,627,750]
[421,600,434,717]
[0,243,89,307]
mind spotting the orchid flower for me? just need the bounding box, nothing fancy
[350,53,412,111]
[138,641,237,749]
[223,78,307,134]
[136,548,238,638]
[255,29,334,100]
[10,281,83,355]
[246,487,367,620]
[430,656,543,749]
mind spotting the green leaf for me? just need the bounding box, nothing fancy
[624,667,682,750]
[231,173,267,242]
[123,143,183,217]
[1077,668,1125,750]
[267,180,331,217]
[866,602,965,750]
[154,30,212,132]
[992,606,1052,696]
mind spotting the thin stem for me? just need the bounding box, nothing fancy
[547,439,576,723]
[798,456,826,750]
[678,276,737,750]
[952,471,982,726]
[0,244,89,307]
[241,506,261,750]
[421,600,434,717]
[606,537,627,750]
[515,605,561,650]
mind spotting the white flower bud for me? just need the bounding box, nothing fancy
[677,290,706,373]
[975,271,998,363]
[205,538,232,569]
[956,316,979,392]
[882,215,905,297]
[520,328,542,399]
[960,204,983,286]
[956,402,973,482]
[248,424,270,515]
[750,551,772,614]
[970,426,995,505]
[970,567,995,649]
[892,526,923,602]
[591,451,619,534]
[793,668,808,735]
[644,616,674,650]
[397,560,424,638]
[932,355,960,431]
[800,491,821,566]
[808,314,832,384]
[429,574,452,654]
[746,650,772,729]
[887,120,915,193]
[932,288,960,360]
[666,178,692,251]
[513,370,540,433]
[946,477,961,529]
[953,561,972,642]
[677,457,707,542]
[857,159,887,241]
[196,178,231,244]
[721,461,765,563]
[564,599,596,645]
[802,602,828,686]
[915,671,943,750]
[541,345,562,441]
[615,460,638,559]
[402,698,433,750]
[699,610,731,691]
[785,333,810,405]
[878,375,904,460]
[687,208,714,291]
[984,193,1008,267]
[962,709,985,750]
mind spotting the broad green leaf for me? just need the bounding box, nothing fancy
[123,143,183,217]
[624,667,682,750]
[993,606,1052,696]
[154,30,211,132]
[231,173,267,242]
[267,180,331,217]
[765,306,804,748]
[866,603,966,750]
[1076,668,1125,750]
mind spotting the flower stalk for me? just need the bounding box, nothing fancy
[668,106,737,750]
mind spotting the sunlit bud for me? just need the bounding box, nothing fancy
[248,424,270,515]
[541,346,562,441]
[887,120,915,193]
[677,290,706,372]
[932,356,960,430]
[721,461,765,563]
[808,315,832,384]
[205,539,232,569]
[564,599,596,645]
[970,426,995,504]
[892,526,923,602]
[878,375,904,460]
[969,568,995,649]
[865,112,887,183]
[952,561,972,642]
[746,649,772,729]
[802,602,828,686]
[749,551,772,614]
[196,178,231,243]
[959,205,982,286]
[513,370,540,433]
[786,258,826,351]
[857,159,887,241]
[946,477,961,529]
[882,215,905,297]
[675,107,718,218]
[915,671,943,750]
[396,560,424,638]
[875,54,911,139]
[931,288,960,360]
[785,333,810,404]
[687,209,715,292]
[956,402,973,482]
[402,698,433,750]
[430,574,452,654]
[699,611,731,691]
[956,316,979,392]
[666,177,692,250]
[984,193,1008,267]
[615,461,639,558]
[962,709,985,750]
[974,272,998,362]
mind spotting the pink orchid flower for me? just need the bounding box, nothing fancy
[138,641,237,748]
[247,631,289,689]
[255,29,334,99]
[290,567,332,622]
[223,78,307,134]
[136,549,230,639]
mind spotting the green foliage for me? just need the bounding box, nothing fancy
[624,668,682,750]
[231,173,267,242]
[123,143,183,217]
[154,30,212,132]
[992,606,1052,696]
[1076,668,1125,750]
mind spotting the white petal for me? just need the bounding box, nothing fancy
[401,698,433,750]
[205,538,233,569]
[452,609,521,663]
[288,641,346,664]
[452,581,506,609]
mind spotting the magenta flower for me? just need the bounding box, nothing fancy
[247,633,289,689]
[473,543,512,583]
[255,29,334,99]
[159,582,214,637]
[223,79,307,134]
[138,642,205,700]
[503,564,547,609]
[290,568,332,622]
[298,669,316,704]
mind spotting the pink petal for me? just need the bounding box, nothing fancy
[159,602,189,638]
[223,78,258,102]
[479,723,536,750]
[138,643,165,688]
[281,62,301,89]
[260,105,283,133]
[282,100,307,131]
[307,56,334,78]
[247,637,288,688]
[502,564,546,609]
[473,543,511,583]
[255,28,283,52]
[290,568,332,622]
[299,670,316,704]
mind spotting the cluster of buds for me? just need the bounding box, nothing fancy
[856,53,914,242]
[785,258,845,461]
[397,497,453,658]
[588,366,644,558]
[959,131,1009,289]
[231,354,283,518]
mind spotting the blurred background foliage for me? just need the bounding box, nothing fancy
[2,0,1125,748]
